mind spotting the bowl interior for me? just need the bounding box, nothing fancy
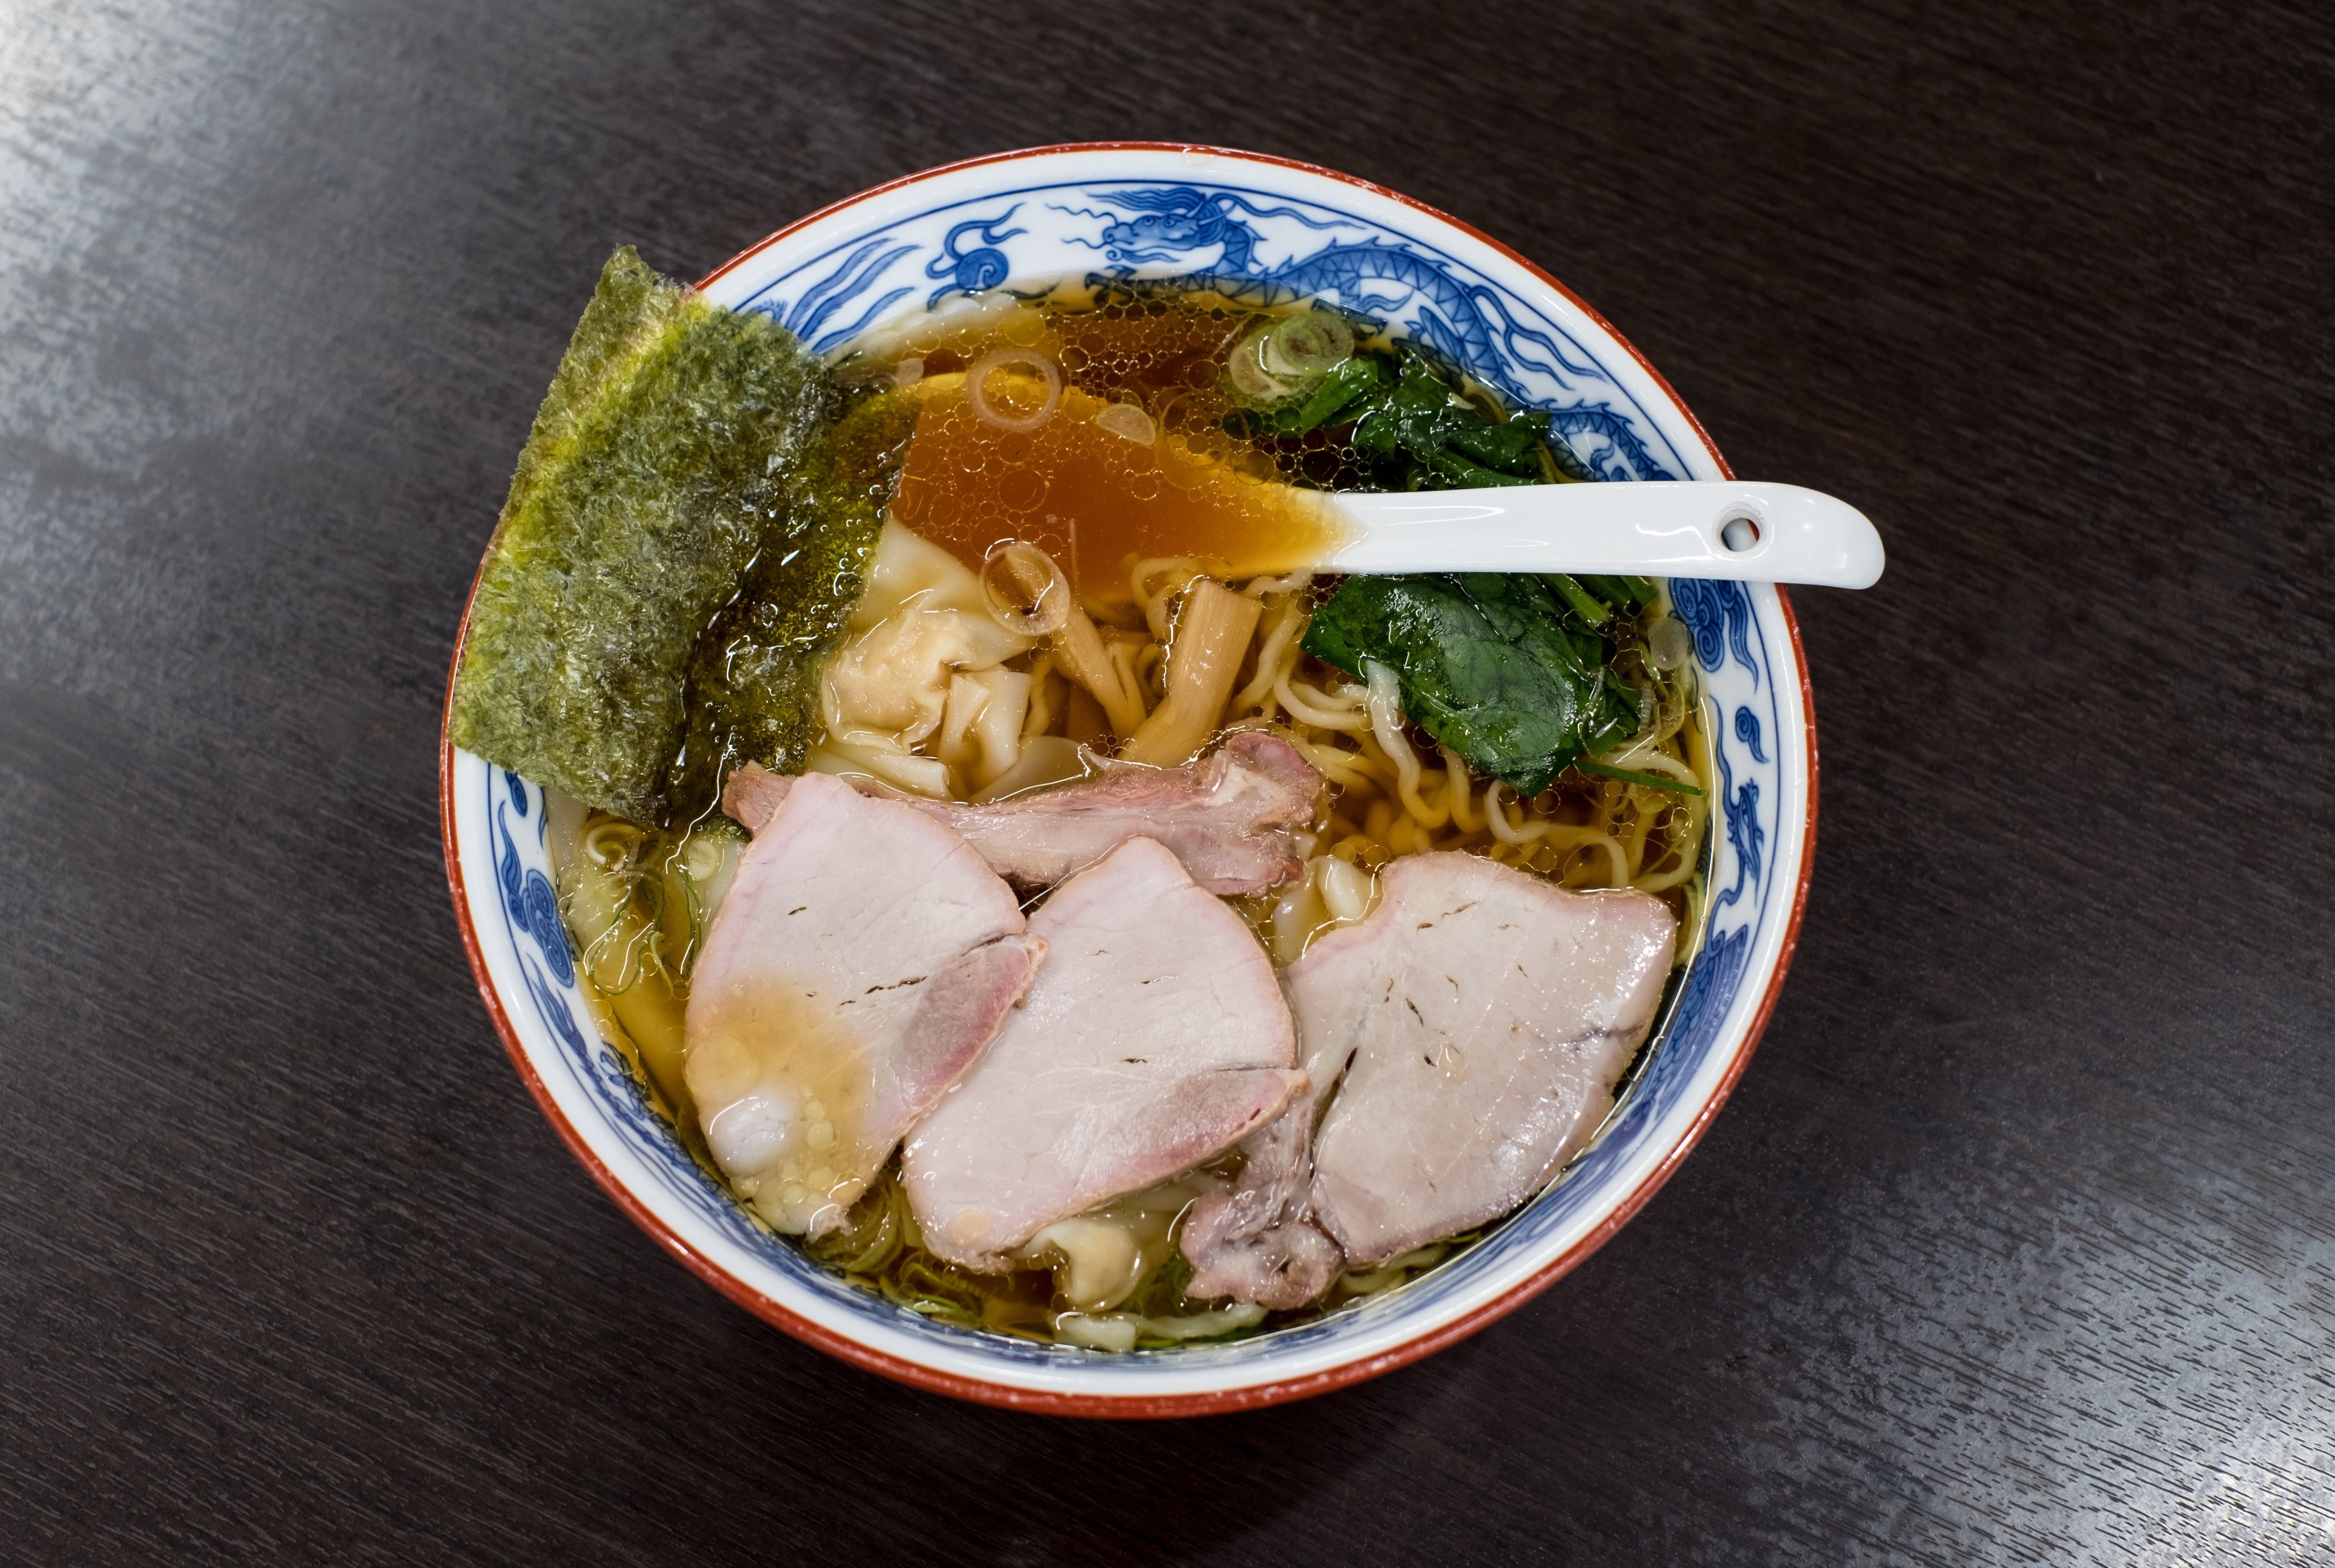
[444,146,1810,1412]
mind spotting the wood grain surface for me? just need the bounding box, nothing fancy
[3,1,2330,1562]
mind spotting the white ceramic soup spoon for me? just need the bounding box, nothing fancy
[1314,480,1885,588]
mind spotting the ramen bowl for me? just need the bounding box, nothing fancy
[441,144,1815,1417]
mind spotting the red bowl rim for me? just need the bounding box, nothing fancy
[438,141,1817,1419]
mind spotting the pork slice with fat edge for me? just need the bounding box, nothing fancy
[1287,851,1678,1268]
[901,835,1305,1271]
[722,729,1319,894]
[685,771,1042,1237]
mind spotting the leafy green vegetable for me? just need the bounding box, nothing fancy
[1443,404,1552,472]
[1542,572,1613,626]
[1124,1248,1198,1320]
[1344,348,1566,490]
[1228,353,1386,438]
[1302,573,1642,796]
[1581,572,1659,609]
[882,1254,987,1323]
[1575,758,1705,797]
[448,246,871,824]
[1284,349,1656,794]
[802,1172,909,1274]
[1224,339,1579,494]
[1423,444,1537,488]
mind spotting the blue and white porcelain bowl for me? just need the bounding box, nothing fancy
[441,144,1816,1416]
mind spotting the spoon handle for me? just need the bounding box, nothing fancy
[1321,481,1886,588]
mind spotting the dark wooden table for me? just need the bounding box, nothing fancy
[6,2,2330,1561]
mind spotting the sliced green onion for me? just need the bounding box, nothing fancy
[1542,572,1613,625]
[1264,310,1354,377]
[1575,757,1705,795]
[1226,322,1305,406]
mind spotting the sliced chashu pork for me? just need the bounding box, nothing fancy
[901,836,1305,1271]
[722,730,1319,895]
[1283,851,1678,1268]
[1179,1107,1345,1309]
[685,770,1043,1237]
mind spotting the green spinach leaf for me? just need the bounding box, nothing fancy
[1301,573,1642,796]
[1344,348,1566,489]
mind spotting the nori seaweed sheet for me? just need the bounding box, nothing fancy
[448,247,877,823]
[661,391,913,827]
